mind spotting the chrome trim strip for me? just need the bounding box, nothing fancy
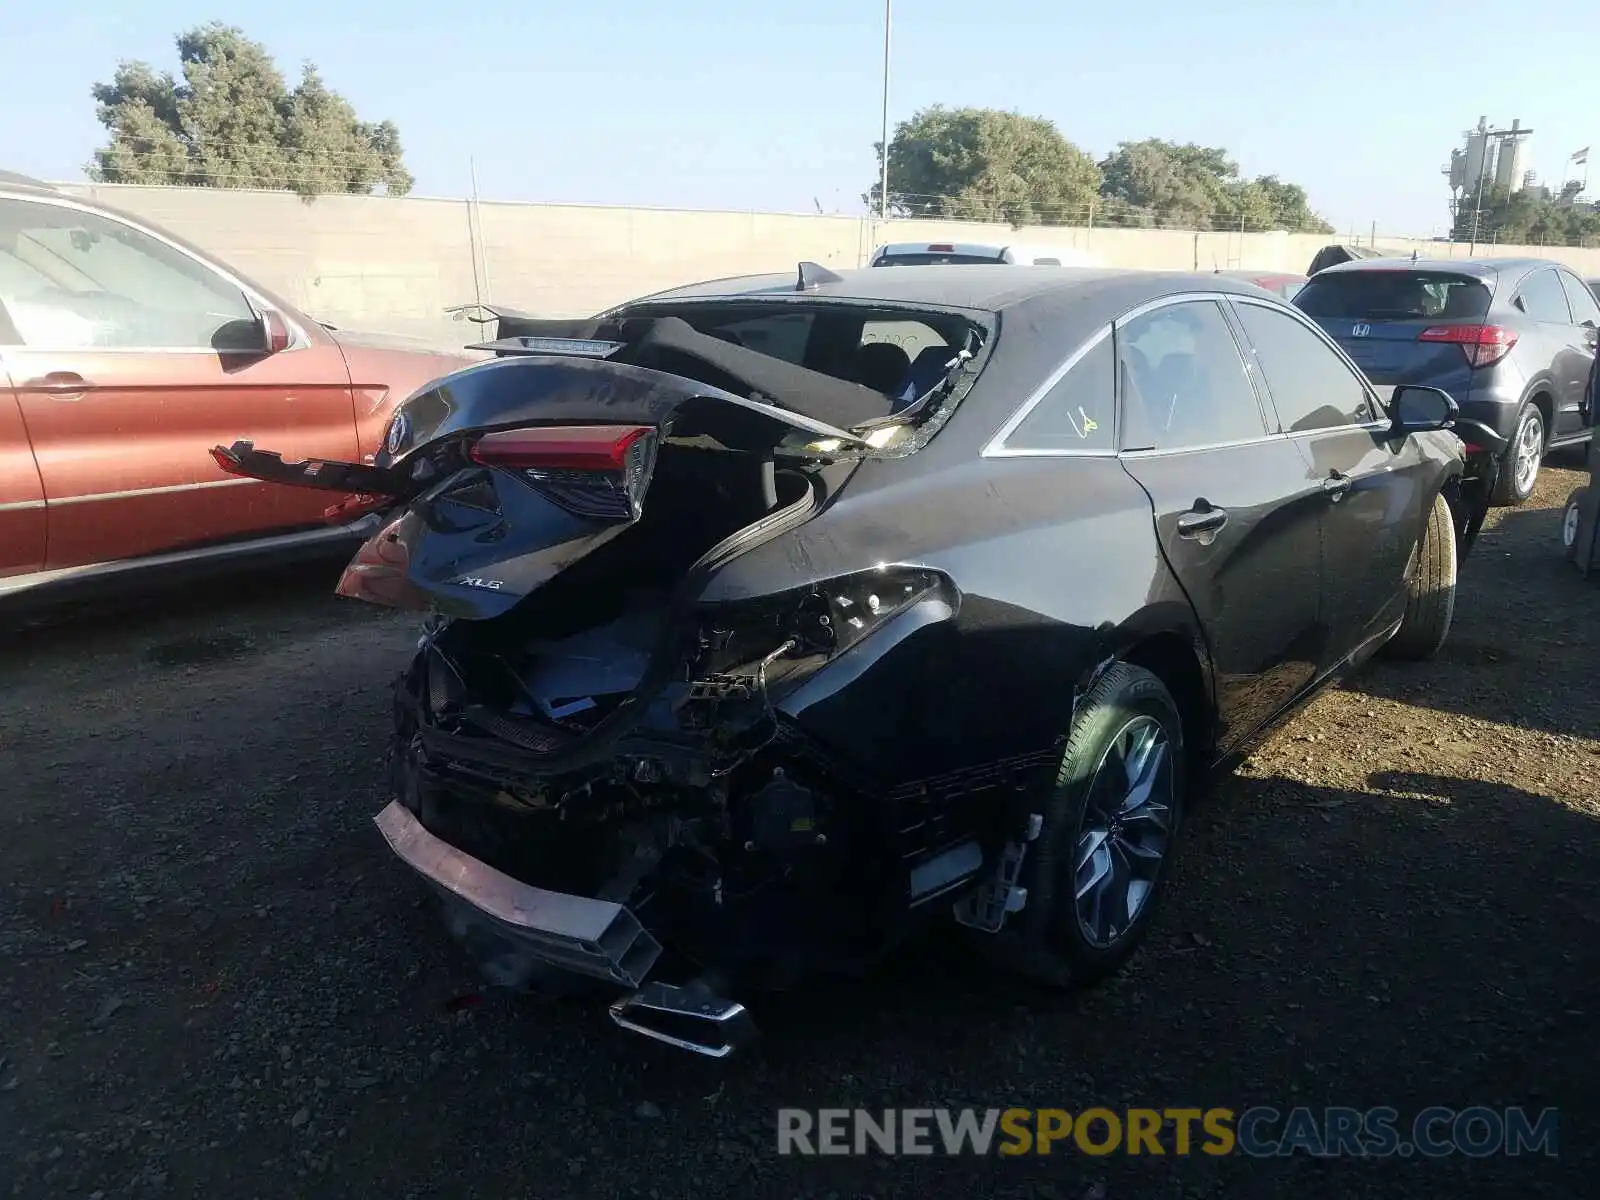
[0,344,310,356]
[0,498,47,514]
[980,323,1114,458]
[49,476,261,507]
[609,982,757,1059]
[984,446,1120,459]
[1111,288,1246,327]
[1288,418,1394,439]
[982,287,1401,463]
[983,289,1285,460]
[0,514,377,599]
[1121,431,1293,458]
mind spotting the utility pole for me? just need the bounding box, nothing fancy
[1468,134,1491,255]
[1468,119,1535,254]
[879,0,892,222]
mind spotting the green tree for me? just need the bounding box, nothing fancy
[867,106,1102,225]
[89,23,412,197]
[1451,182,1600,246]
[1097,139,1332,233]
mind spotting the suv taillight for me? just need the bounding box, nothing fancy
[1418,324,1518,369]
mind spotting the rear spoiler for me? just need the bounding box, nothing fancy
[447,303,615,358]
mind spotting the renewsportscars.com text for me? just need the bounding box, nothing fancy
[775,1106,1559,1159]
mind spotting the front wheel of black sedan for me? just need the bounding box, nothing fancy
[1381,488,1458,662]
[1003,663,1185,989]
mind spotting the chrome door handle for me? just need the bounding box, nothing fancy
[1176,506,1228,542]
[27,372,89,400]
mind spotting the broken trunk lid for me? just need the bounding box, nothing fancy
[212,355,855,621]
[213,355,870,502]
[379,355,869,468]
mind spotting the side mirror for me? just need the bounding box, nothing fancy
[1389,384,1458,435]
[260,309,292,354]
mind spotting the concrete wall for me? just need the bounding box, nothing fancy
[54,183,1600,350]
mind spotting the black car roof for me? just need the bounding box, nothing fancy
[630,265,1311,463]
[633,264,1276,315]
[0,170,60,195]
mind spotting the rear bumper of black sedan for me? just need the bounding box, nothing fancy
[373,799,758,1057]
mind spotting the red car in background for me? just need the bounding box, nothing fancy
[1214,269,1307,301]
[0,173,469,606]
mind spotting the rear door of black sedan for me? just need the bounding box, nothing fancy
[1225,296,1429,663]
[1111,295,1330,752]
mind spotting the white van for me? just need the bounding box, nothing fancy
[868,240,1100,268]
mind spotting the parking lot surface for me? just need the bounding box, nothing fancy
[3,464,1597,1199]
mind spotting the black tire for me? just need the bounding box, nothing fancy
[1383,489,1458,661]
[999,663,1185,989]
[1490,403,1545,506]
[1562,488,1588,563]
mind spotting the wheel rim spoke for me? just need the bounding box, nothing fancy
[1515,419,1541,491]
[1070,714,1176,951]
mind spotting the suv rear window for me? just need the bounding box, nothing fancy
[1295,271,1492,322]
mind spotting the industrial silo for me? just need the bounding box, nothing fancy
[1464,117,1492,191]
[1495,120,1528,191]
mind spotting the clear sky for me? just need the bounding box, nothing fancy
[2,0,1595,237]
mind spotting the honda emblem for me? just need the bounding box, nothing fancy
[1351,323,1372,338]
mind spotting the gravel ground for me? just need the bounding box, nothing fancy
[3,464,1597,1200]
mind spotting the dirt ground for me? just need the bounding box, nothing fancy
[2,462,1597,1200]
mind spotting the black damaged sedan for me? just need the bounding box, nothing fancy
[217,264,1488,1056]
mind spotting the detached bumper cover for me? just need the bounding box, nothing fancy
[373,800,661,987]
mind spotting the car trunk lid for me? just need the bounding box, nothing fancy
[213,349,866,620]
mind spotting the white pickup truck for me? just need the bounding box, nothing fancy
[868,240,1100,267]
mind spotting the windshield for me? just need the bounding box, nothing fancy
[1296,270,1492,321]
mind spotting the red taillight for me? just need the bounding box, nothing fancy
[1418,324,1517,369]
[469,424,652,471]
[926,243,955,253]
[211,446,244,474]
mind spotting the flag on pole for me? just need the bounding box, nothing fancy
[1573,147,1590,165]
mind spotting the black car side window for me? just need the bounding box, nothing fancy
[1559,271,1600,327]
[1513,269,1573,324]
[1005,330,1116,451]
[1232,301,1376,433]
[1116,300,1266,451]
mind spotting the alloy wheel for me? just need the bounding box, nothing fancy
[1072,715,1175,950]
[1513,412,1544,496]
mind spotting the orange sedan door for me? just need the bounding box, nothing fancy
[0,194,359,570]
